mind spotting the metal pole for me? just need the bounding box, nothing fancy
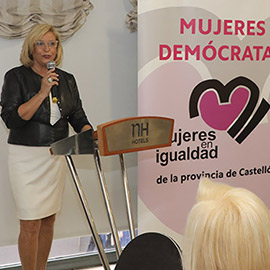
[93,146,122,258]
[119,153,136,240]
[65,155,110,270]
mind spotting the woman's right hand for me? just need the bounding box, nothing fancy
[39,68,59,98]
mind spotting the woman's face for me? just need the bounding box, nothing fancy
[32,31,58,68]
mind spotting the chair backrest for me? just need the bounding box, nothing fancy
[115,232,183,270]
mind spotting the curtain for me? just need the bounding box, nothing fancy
[0,0,93,40]
[126,0,137,32]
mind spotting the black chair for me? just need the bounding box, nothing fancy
[115,232,183,270]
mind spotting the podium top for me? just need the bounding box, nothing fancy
[50,129,94,155]
[50,116,174,156]
[97,116,174,156]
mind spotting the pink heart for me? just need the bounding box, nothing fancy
[199,87,249,130]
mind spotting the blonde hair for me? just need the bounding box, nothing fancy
[183,178,270,270]
[20,24,63,67]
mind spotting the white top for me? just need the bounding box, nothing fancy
[49,92,61,125]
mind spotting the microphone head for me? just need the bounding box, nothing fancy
[47,60,56,70]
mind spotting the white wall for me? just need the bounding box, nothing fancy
[0,0,137,246]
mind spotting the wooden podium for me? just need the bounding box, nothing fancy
[50,116,174,270]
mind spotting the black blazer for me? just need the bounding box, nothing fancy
[1,65,91,146]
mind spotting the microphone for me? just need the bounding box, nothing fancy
[46,60,58,103]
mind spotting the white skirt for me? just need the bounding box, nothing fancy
[8,144,66,220]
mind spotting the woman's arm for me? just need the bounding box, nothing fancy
[18,69,58,120]
[66,73,92,133]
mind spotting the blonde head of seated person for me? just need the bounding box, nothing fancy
[183,178,270,270]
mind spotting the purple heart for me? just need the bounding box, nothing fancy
[199,87,249,130]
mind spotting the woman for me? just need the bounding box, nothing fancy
[0,24,92,270]
[183,178,270,270]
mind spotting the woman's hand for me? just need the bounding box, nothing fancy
[39,68,59,98]
[81,125,92,132]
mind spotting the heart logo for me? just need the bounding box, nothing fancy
[189,77,270,143]
[199,87,249,130]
